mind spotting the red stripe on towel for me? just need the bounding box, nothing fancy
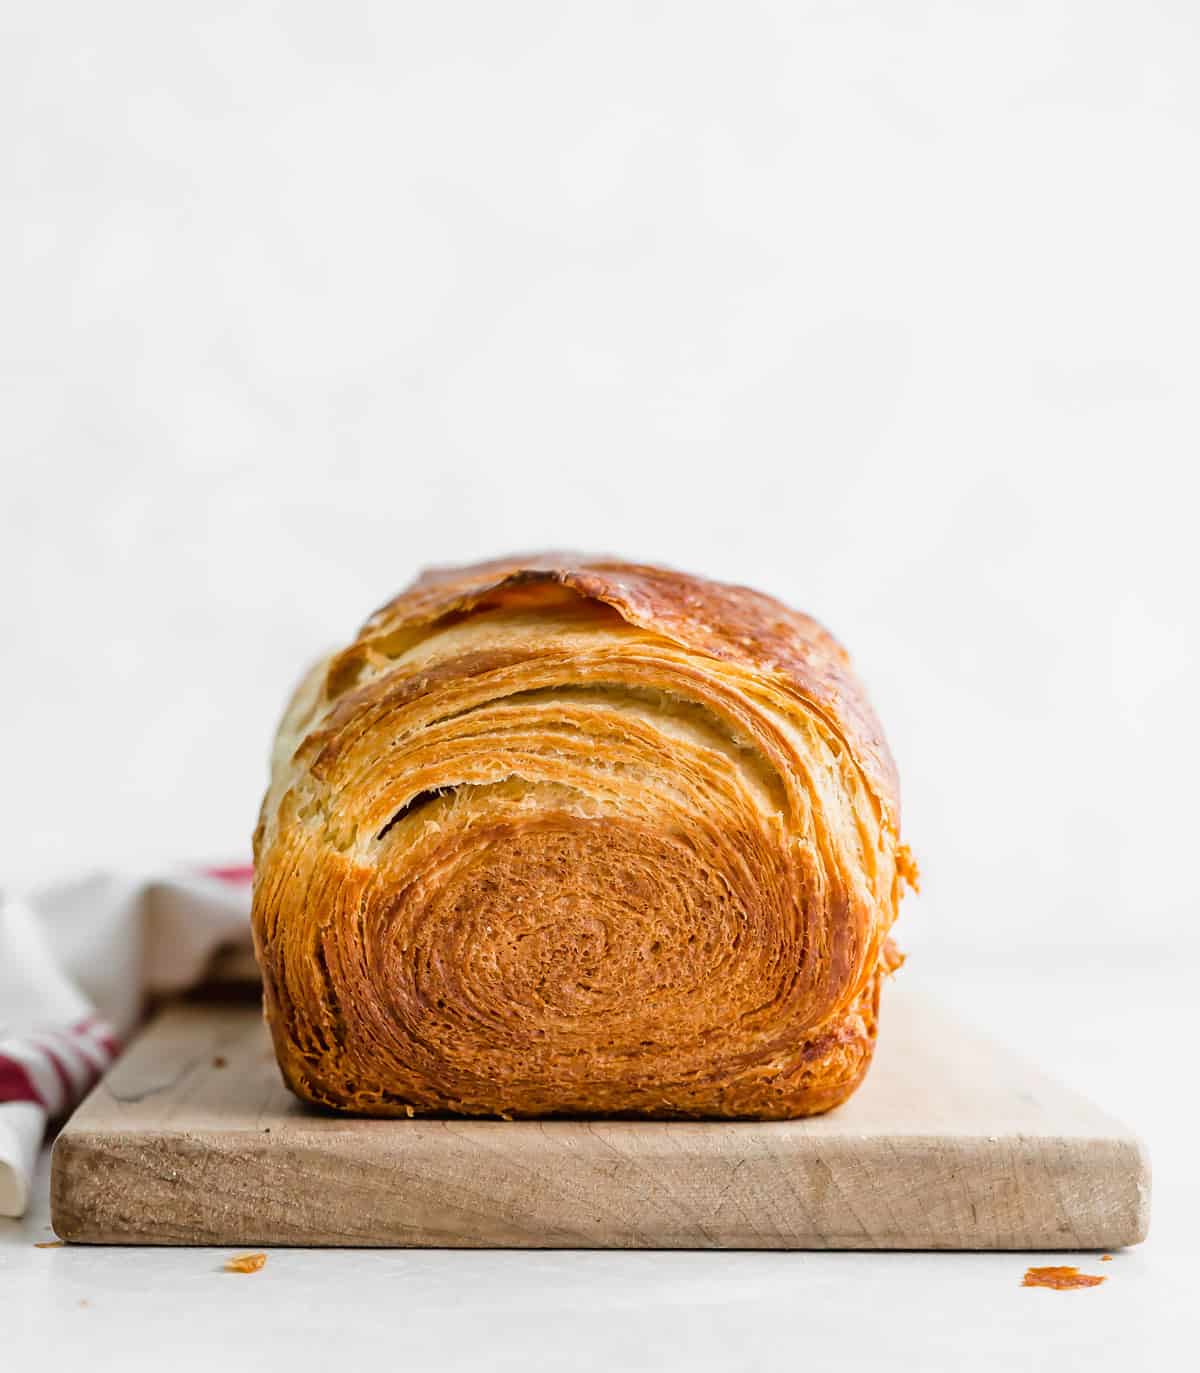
[205,864,255,884]
[0,1056,45,1107]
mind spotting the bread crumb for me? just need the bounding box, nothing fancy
[1101,1254,1113,1261]
[1022,1265,1106,1290]
[225,1252,267,1274]
[34,1240,64,1248]
[896,844,920,893]
[212,1055,228,1069]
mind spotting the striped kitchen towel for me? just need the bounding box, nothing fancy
[0,866,253,1217]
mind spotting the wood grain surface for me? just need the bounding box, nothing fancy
[50,986,1150,1249]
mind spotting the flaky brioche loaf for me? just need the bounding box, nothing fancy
[252,555,915,1118]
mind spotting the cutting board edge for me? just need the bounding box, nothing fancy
[49,1115,1151,1251]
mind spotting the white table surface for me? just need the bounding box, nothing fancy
[3,954,1196,1371]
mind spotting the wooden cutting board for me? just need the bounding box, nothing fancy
[49,985,1149,1249]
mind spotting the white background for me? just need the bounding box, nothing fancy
[2,2,1197,965]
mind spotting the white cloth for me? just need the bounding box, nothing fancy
[0,868,253,1216]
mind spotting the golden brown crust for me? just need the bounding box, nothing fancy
[359,554,901,828]
[252,554,912,1120]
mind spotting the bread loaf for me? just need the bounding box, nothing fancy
[251,555,916,1118]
